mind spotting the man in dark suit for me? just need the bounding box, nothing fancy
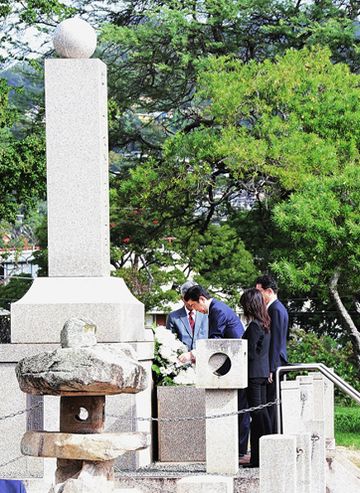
[183,285,244,339]
[255,274,289,433]
[166,281,208,351]
[183,285,249,457]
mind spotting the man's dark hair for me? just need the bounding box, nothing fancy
[183,285,210,301]
[255,274,278,294]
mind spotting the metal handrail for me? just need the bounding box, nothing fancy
[275,363,360,434]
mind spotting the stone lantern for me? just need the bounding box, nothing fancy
[15,318,150,492]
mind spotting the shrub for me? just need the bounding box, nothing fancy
[335,406,360,433]
[287,329,359,405]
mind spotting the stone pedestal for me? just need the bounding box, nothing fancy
[157,387,205,462]
[205,389,238,475]
[260,435,297,493]
[196,339,247,476]
[11,277,144,343]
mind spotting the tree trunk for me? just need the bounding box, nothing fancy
[329,270,360,370]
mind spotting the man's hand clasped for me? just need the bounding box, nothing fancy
[178,351,196,364]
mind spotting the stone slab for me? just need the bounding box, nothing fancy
[45,58,110,278]
[205,389,238,475]
[11,277,145,343]
[157,387,206,462]
[16,343,147,396]
[196,339,247,389]
[21,431,150,460]
[177,475,233,493]
[259,435,296,493]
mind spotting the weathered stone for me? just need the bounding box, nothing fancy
[52,477,113,493]
[21,431,150,460]
[60,318,97,349]
[16,343,147,395]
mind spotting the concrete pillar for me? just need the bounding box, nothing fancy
[45,58,110,278]
[177,475,233,493]
[260,435,297,493]
[281,379,302,434]
[295,433,312,493]
[205,389,238,475]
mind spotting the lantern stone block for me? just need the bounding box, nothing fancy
[195,339,247,389]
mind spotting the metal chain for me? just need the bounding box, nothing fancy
[0,456,23,469]
[107,399,279,423]
[0,402,42,422]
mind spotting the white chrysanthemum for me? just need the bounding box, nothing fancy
[155,326,187,352]
[173,366,196,385]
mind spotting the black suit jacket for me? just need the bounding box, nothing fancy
[243,319,270,378]
[268,299,289,373]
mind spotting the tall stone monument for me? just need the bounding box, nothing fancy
[0,17,153,483]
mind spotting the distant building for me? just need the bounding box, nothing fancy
[0,236,39,282]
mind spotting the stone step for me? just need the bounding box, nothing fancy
[21,431,150,461]
[114,463,259,493]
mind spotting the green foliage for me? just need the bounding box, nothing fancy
[287,329,359,403]
[335,406,360,433]
[111,266,180,312]
[0,274,33,310]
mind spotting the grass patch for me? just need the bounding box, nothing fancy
[335,431,360,449]
[335,406,360,449]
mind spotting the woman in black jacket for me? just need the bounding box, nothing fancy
[240,288,272,468]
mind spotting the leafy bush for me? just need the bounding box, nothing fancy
[287,329,359,404]
[335,406,360,433]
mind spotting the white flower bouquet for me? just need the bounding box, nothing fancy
[152,325,196,386]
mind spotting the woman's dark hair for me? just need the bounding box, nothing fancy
[240,288,270,331]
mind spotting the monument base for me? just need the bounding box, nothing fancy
[11,277,145,343]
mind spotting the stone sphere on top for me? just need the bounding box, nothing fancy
[53,18,97,58]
